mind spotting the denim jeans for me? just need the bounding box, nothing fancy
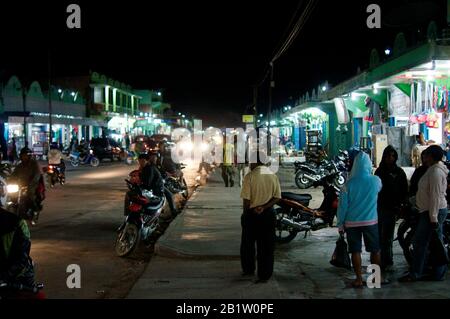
[411,208,448,280]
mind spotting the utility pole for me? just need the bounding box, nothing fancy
[268,62,274,128]
[48,49,53,150]
[22,87,27,147]
[267,62,274,154]
[253,85,258,127]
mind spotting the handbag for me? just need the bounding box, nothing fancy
[330,234,352,270]
[429,230,449,267]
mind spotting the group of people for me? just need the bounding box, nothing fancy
[237,142,449,287]
[337,144,448,287]
[126,141,181,218]
[0,146,47,293]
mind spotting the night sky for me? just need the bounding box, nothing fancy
[0,0,447,127]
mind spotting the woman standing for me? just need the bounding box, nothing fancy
[375,145,408,271]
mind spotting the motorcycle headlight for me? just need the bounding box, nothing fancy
[90,150,94,154]
[7,184,19,194]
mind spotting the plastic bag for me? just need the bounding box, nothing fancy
[330,234,352,270]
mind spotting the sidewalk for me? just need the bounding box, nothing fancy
[127,171,283,299]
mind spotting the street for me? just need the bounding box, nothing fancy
[29,160,199,299]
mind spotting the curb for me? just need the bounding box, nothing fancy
[154,242,240,260]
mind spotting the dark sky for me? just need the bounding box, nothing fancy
[0,0,447,127]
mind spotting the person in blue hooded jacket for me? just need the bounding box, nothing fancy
[337,151,382,288]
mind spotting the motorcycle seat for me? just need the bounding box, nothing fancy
[281,192,312,205]
[143,196,165,213]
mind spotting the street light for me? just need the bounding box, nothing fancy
[322,86,327,92]
[259,114,263,118]
[58,89,62,94]
[157,92,162,96]
[385,48,391,56]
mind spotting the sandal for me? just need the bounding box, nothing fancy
[398,274,416,283]
[351,280,365,288]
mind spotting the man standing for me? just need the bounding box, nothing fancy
[222,139,235,187]
[125,133,131,151]
[10,147,43,218]
[240,153,281,283]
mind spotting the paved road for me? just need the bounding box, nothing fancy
[29,160,198,299]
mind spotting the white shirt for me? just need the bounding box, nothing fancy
[48,149,62,165]
[416,161,448,223]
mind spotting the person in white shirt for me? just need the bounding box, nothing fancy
[48,143,66,177]
[400,145,448,282]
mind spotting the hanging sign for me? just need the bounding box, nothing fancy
[389,87,410,117]
[334,98,350,124]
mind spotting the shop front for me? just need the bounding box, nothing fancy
[5,114,105,156]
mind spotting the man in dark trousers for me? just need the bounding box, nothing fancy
[240,153,281,283]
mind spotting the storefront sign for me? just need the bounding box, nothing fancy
[242,115,254,123]
[389,87,410,117]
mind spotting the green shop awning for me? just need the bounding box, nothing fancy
[394,83,411,97]
[344,97,368,113]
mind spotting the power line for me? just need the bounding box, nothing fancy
[272,0,318,63]
[254,0,318,88]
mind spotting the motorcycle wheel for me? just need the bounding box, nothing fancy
[333,173,346,188]
[115,223,140,257]
[397,220,415,266]
[295,171,313,189]
[180,178,188,199]
[275,207,298,244]
[90,157,100,167]
[70,159,79,167]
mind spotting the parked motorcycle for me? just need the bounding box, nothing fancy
[161,163,188,199]
[294,158,346,189]
[43,164,65,187]
[397,204,450,266]
[69,150,99,167]
[275,173,340,243]
[0,281,45,300]
[115,179,167,257]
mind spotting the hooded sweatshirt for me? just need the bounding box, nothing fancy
[416,161,448,223]
[337,152,382,231]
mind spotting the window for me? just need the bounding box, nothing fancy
[123,94,127,108]
[116,92,121,107]
[108,88,113,106]
[94,87,104,103]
